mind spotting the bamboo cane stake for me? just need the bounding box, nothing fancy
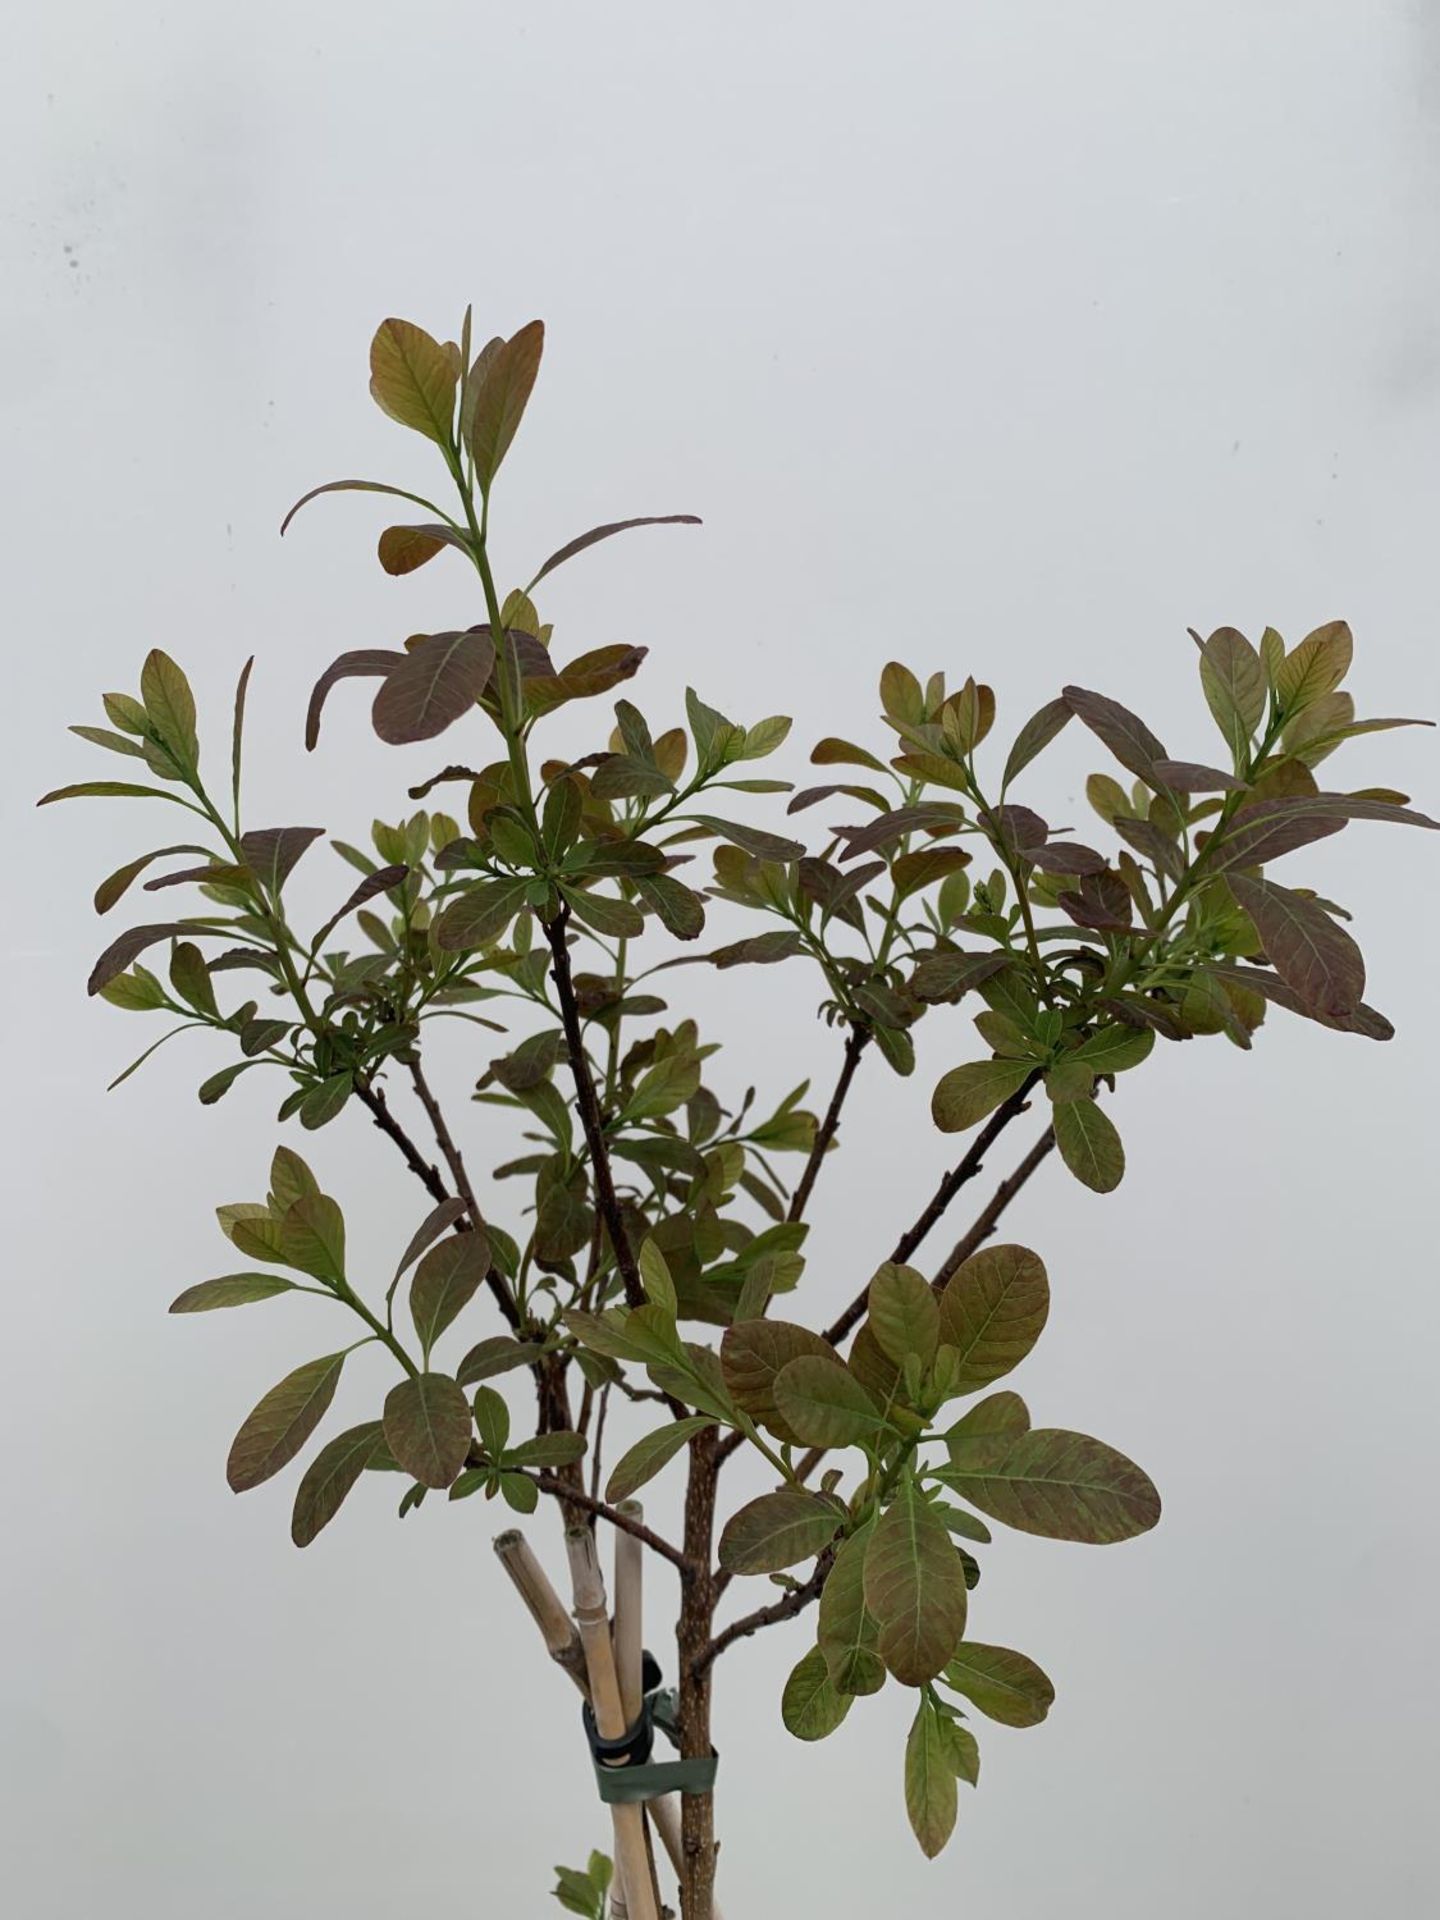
[493,1529,589,1693]
[492,1528,705,1913]
[565,1527,660,1920]
[614,1500,646,1725]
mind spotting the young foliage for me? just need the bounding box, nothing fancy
[44,304,1435,1915]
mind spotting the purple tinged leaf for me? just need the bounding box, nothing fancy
[708,930,807,969]
[1151,759,1246,792]
[1062,687,1168,783]
[94,846,209,914]
[291,1421,385,1547]
[863,1477,969,1685]
[226,1352,347,1493]
[382,1373,473,1489]
[312,864,409,950]
[1025,841,1109,877]
[1057,868,1133,931]
[280,478,451,538]
[88,922,202,996]
[369,318,458,446]
[687,815,806,862]
[1226,873,1365,1018]
[717,1490,842,1574]
[240,826,325,895]
[410,1234,488,1354]
[1112,816,1184,881]
[372,630,497,745]
[937,1428,1160,1542]
[1206,963,1393,1040]
[306,650,405,751]
[1001,698,1073,790]
[525,514,703,593]
[466,319,545,487]
[376,523,472,575]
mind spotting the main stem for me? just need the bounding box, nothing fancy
[676,1426,720,1920]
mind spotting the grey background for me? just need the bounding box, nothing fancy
[4,3,1438,1914]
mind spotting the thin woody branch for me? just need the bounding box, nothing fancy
[527,1469,697,1574]
[821,1069,1044,1347]
[544,907,647,1310]
[787,1024,869,1223]
[695,1547,834,1676]
[931,1122,1057,1286]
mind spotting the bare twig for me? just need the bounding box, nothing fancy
[820,1070,1043,1347]
[931,1123,1057,1286]
[545,908,646,1309]
[525,1471,696,1574]
[695,1547,834,1677]
[786,1025,869,1223]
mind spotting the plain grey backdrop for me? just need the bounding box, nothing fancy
[4,3,1438,1914]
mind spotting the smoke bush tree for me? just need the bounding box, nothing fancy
[43,309,1437,1918]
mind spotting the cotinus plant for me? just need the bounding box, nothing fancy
[43,308,1436,1919]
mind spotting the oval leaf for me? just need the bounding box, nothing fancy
[382,1372,473,1489]
[410,1232,488,1354]
[1054,1099,1125,1192]
[718,1490,841,1575]
[169,1273,296,1313]
[863,1478,969,1685]
[772,1356,885,1449]
[605,1417,714,1502]
[938,1245,1050,1392]
[782,1646,853,1742]
[226,1352,346,1493]
[938,1428,1160,1543]
[291,1420,385,1547]
[943,1641,1055,1727]
[372,629,497,745]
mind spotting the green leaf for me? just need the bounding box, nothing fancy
[936,1428,1160,1542]
[372,629,497,746]
[198,1061,256,1106]
[169,1273,297,1313]
[943,1390,1031,1469]
[930,1058,1033,1133]
[169,940,218,1018]
[472,1384,511,1459]
[98,966,168,1011]
[40,780,192,806]
[717,1490,841,1574]
[500,1470,539,1513]
[291,1421,385,1547]
[781,1646,853,1742]
[863,1478,969,1684]
[434,878,530,951]
[689,814,806,862]
[369,317,458,446]
[772,1355,885,1449]
[638,1239,678,1315]
[140,650,199,771]
[1072,1024,1154,1074]
[507,1432,587,1469]
[1275,619,1352,713]
[268,1145,320,1214]
[526,514,701,593]
[867,1263,940,1370]
[226,1352,347,1492]
[456,1335,537,1386]
[382,1373,473,1489]
[943,1642,1055,1727]
[937,1244,1049,1392]
[905,1696,958,1858]
[466,319,544,487]
[280,1193,347,1286]
[633,872,706,940]
[720,1319,838,1445]
[299,1072,353,1130]
[410,1233,487,1356]
[817,1523,885,1697]
[1198,626,1266,761]
[562,886,646,940]
[606,1417,715,1503]
[1054,1099,1125,1192]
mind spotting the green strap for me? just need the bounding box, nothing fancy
[590,1685,718,1804]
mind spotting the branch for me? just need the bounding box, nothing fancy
[930,1122,1057,1286]
[544,907,646,1309]
[528,1470,696,1573]
[355,1079,448,1204]
[786,1025,869,1223]
[820,1069,1043,1347]
[693,1547,834,1676]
